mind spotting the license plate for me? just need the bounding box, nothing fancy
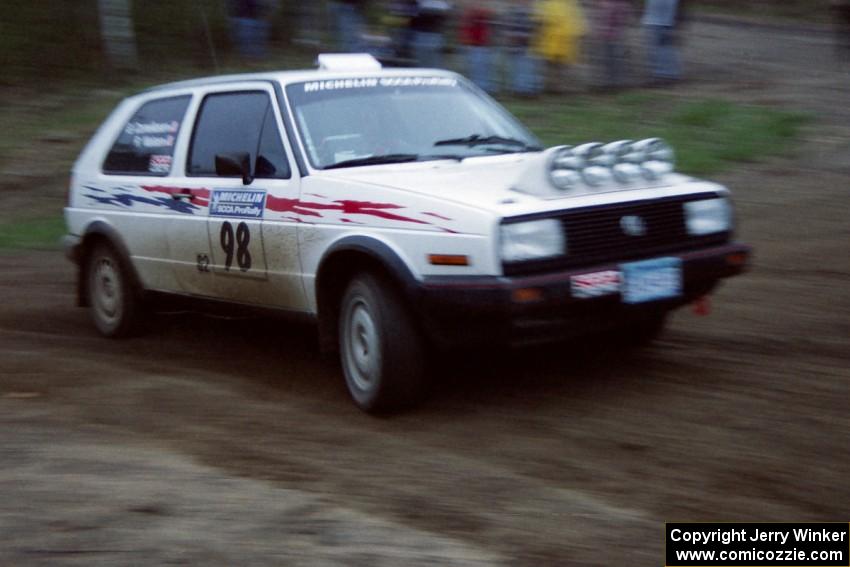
[621,257,682,304]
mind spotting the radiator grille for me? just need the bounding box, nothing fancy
[503,193,731,275]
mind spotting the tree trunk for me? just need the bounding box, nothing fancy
[98,0,138,69]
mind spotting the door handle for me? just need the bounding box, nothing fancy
[171,190,194,201]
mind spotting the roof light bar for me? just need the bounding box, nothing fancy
[317,53,383,72]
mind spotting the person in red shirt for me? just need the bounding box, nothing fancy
[459,7,496,93]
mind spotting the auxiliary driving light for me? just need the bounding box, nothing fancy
[547,146,583,190]
[546,138,676,190]
[633,138,675,180]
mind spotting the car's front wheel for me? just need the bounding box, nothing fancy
[85,242,145,338]
[339,272,427,413]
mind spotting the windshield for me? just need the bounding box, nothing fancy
[285,76,541,170]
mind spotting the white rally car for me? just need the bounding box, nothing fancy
[64,54,750,412]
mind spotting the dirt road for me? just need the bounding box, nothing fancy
[1,19,849,565]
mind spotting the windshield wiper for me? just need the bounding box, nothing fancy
[433,134,542,151]
[323,153,420,170]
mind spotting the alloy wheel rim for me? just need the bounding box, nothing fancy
[93,257,121,324]
[344,297,379,392]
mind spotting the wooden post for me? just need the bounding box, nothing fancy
[98,0,138,69]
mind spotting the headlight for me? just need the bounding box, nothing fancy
[500,219,566,262]
[684,198,731,235]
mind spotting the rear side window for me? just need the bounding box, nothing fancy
[103,95,191,176]
[187,91,291,179]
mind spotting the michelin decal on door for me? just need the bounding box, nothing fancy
[209,189,267,219]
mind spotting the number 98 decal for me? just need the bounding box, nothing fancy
[209,219,267,279]
[220,221,252,272]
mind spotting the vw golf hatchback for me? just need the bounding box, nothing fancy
[65,54,750,412]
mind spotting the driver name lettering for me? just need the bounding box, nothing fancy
[125,120,179,135]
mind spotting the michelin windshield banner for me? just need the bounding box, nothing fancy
[666,523,850,567]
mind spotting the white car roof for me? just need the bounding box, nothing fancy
[143,66,460,95]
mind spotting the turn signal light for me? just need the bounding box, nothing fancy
[512,287,544,304]
[428,254,469,266]
[726,252,748,267]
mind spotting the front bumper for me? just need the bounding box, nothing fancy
[417,243,751,348]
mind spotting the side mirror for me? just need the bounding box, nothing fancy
[215,152,254,185]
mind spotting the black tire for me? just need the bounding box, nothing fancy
[338,272,427,413]
[85,242,145,338]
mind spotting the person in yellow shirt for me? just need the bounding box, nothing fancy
[532,0,587,93]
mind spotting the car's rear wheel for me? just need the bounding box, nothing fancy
[339,272,426,413]
[85,242,144,338]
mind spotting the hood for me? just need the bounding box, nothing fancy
[318,151,704,216]
[319,154,539,212]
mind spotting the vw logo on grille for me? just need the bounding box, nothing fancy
[620,215,647,236]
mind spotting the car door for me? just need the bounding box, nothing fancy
[180,85,306,309]
[92,94,193,292]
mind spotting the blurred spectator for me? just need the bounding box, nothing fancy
[228,0,272,59]
[460,6,496,92]
[504,0,542,96]
[387,0,418,61]
[593,0,633,90]
[410,0,452,68]
[331,0,368,53]
[832,0,850,57]
[642,0,682,83]
[532,0,587,94]
[294,1,325,48]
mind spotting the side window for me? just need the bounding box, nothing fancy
[103,95,191,176]
[188,91,291,179]
[256,106,290,178]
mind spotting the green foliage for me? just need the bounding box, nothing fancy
[505,94,808,175]
[131,0,230,71]
[0,0,103,81]
[0,218,66,250]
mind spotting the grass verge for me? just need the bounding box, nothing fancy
[505,93,809,175]
[0,218,66,251]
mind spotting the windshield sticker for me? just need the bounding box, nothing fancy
[148,154,172,173]
[210,189,267,219]
[302,76,457,93]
